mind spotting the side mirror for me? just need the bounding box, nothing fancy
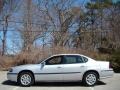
[41,62,45,67]
[40,62,45,69]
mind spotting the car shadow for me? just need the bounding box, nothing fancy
[2,80,106,87]
[2,80,18,86]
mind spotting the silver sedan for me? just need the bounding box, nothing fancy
[7,54,114,87]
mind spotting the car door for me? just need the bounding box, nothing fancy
[62,55,87,81]
[37,56,64,81]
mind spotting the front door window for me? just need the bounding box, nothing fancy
[46,56,62,65]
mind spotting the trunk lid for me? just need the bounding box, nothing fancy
[97,61,110,70]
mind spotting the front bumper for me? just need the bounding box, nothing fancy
[7,72,18,82]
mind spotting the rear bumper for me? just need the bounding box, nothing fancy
[100,69,114,79]
[7,72,18,82]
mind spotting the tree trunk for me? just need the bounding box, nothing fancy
[1,15,9,56]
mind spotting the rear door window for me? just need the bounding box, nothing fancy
[63,55,84,64]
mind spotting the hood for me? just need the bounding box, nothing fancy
[13,64,40,70]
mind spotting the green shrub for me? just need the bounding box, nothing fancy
[108,49,120,73]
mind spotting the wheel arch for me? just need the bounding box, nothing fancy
[82,70,100,80]
[17,70,35,82]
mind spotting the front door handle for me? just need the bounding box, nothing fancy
[80,66,85,67]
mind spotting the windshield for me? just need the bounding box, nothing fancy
[37,57,48,64]
[36,59,45,64]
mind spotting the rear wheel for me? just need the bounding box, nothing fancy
[83,72,98,86]
[18,72,34,87]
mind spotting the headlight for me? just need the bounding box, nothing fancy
[9,68,13,72]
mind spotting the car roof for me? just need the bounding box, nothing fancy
[51,54,84,57]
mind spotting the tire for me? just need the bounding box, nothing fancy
[82,72,98,86]
[18,72,34,87]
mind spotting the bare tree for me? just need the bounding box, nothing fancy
[109,1,120,49]
[20,0,46,52]
[37,0,80,48]
[0,0,18,55]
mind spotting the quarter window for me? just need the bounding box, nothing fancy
[82,56,88,62]
[77,56,84,63]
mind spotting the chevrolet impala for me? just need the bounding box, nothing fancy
[7,54,114,86]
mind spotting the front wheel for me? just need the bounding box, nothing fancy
[18,72,34,87]
[82,72,98,86]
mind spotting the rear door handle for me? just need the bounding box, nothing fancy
[57,67,62,68]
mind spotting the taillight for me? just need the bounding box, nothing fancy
[109,62,112,68]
